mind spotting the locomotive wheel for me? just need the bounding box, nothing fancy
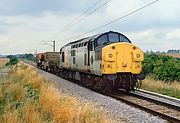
[80,73,87,86]
[108,80,113,93]
[94,77,102,90]
[50,67,52,73]
[87,76,94,87]
[103,80,112,93]
[45,67,48,71]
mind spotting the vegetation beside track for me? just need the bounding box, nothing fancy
[142,53,180,98]
[143,53,180,82]
[141,77,180,99]
[0,62,111,123]
[23,53,36,62]
[5,56,18,66]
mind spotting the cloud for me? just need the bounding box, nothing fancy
[128,28,180,51]
[106,0,180,31]
[0,0,103,16]
[0,12,87,54]
[0,36,9,45]
[0,0,180,54]
[165,29,180,40]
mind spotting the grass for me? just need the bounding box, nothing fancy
[0,58,9,68]
[141,76,180,99]
[0,62,118,123]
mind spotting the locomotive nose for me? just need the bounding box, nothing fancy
[102,42,144,74]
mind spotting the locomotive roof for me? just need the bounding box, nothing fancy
[64,31,131,47]
[65,34,101,46]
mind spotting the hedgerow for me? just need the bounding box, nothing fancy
[143,53,180,82]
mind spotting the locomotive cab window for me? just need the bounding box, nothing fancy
[119,34,130,43]
[97,34,108,46]
[108,33,119,43]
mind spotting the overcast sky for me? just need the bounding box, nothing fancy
[0,0,180,55]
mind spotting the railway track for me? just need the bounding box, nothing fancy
[25,61,180,123]
[106,91,180,123]
[137,89,180,105]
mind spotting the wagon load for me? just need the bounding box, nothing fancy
[44,52,60,66]
[36,52,60,72]
[36,53,45,67]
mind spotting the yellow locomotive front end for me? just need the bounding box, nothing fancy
[102,42,144,74]
[102,42,144,91]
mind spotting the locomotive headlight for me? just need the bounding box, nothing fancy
[109,54,113,58]
[136,54,140,58]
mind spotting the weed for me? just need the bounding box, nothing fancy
[141,77,180,98]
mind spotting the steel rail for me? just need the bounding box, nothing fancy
[136,89,180,105]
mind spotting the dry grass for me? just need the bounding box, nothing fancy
[0,58,9,68]
[23,103,42,123]
[5,82,25,101]
[74,105,106,123]
[0,110,21,123]
[0,62,115,123]
[39,81,108,123]
[141,77,180,98]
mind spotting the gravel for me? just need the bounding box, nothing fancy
[34,67,167,123]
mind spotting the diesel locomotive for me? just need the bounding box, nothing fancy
[37,31,145,92]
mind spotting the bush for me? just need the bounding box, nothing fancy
[24,53,36,62]
[6,56,18,66]
[143,53,180,82]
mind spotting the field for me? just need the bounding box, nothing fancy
[0,62,121,123]
[0,58,9,68]
[162,53,180,59]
